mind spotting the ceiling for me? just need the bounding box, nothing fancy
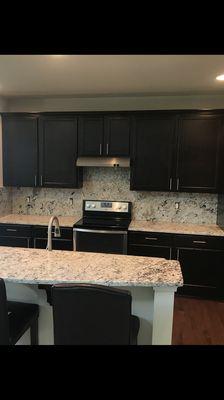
[0,55,224,97]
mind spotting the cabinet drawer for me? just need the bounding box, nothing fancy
[173,234,224,250]
[0,224,33,237]
[33,226,73,240]
[128,231,172,247]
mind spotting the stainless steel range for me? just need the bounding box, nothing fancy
[73,200,132,254]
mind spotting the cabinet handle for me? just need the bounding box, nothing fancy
[169,177,172,191]
[34,175,37,187]
[6,228,17,232]
[193,240,206,244]
[169,248,172,260]
[176,178,180,191]
[106,143,109,155]
[177,248,180,260]
[145,237,158,241]
[99,144,102,155]
[40,175,43,186]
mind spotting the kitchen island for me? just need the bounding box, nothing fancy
[0,246,183,345]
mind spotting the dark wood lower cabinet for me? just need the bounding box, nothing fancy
[0,224,33,248]
[175,247,224,299]
[33,226,73,251]
[128,231,224,300]
[128,231,172,259]
[0,224,73,251]
[34,238,73,251]
[0,236,32,248]
[128,244,171,259]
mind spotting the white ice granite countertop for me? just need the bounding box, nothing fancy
[128,221,224,236]
[0,214,81,227]
[0,246,183,287]
[0,214,223,236]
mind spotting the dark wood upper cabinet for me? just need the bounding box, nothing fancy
[78,114,131,157]
[2,114,38,187]
[39,115,82,188]
[130,114,176,191]
[104,116,130,156]
[78,116,104,156]
[2,110,224,193]
[176,114,223,193]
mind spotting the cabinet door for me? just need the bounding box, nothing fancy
[104,116,130,156]
[34,238,73,251]
[176,114,222,193]
[0,236,31,248]
[130,115,176,191]
[128,244,171,259]
[78,116,104,156]
[39,115,82,188]
[176,247,224,299]
[2,114,38,187]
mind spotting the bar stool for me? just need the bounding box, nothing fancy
[0,278,39,345]
[51,283,140,345]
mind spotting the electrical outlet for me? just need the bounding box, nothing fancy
[26,196,31,204]
[69,197,73,206]
[175,202,180,210]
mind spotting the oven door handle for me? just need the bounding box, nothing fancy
[73,228,128,235]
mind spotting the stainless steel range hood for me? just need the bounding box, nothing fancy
[76,157,130,168]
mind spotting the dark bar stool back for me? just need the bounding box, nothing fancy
[52,284,140,345]
[0,279,10,345]
[0,278,39,345]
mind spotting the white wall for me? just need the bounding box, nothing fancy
[0,97,9,187]
[0,97,8,112]
[6,93,224,112]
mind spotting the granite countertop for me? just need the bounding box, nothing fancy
[128,221,224,237]
[0,214,81,228]
[0,246,183,287]
[0,213,223,236]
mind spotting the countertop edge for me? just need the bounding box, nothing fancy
[4,277,183,287]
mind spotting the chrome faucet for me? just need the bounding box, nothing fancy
[46,216,61,251]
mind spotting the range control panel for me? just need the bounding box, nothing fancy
[84,200,130,213]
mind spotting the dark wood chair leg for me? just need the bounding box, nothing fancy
[30,318,39,345]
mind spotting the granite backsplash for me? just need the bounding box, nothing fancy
[9,168,218,224]
[0,187,12,216]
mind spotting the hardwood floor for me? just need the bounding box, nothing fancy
[172,295,224,345]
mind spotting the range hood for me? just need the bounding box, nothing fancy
[76,157,130,168]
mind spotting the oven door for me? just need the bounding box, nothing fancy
[73,228,128,255]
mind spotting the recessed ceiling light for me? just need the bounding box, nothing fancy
[216,74,224,81]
